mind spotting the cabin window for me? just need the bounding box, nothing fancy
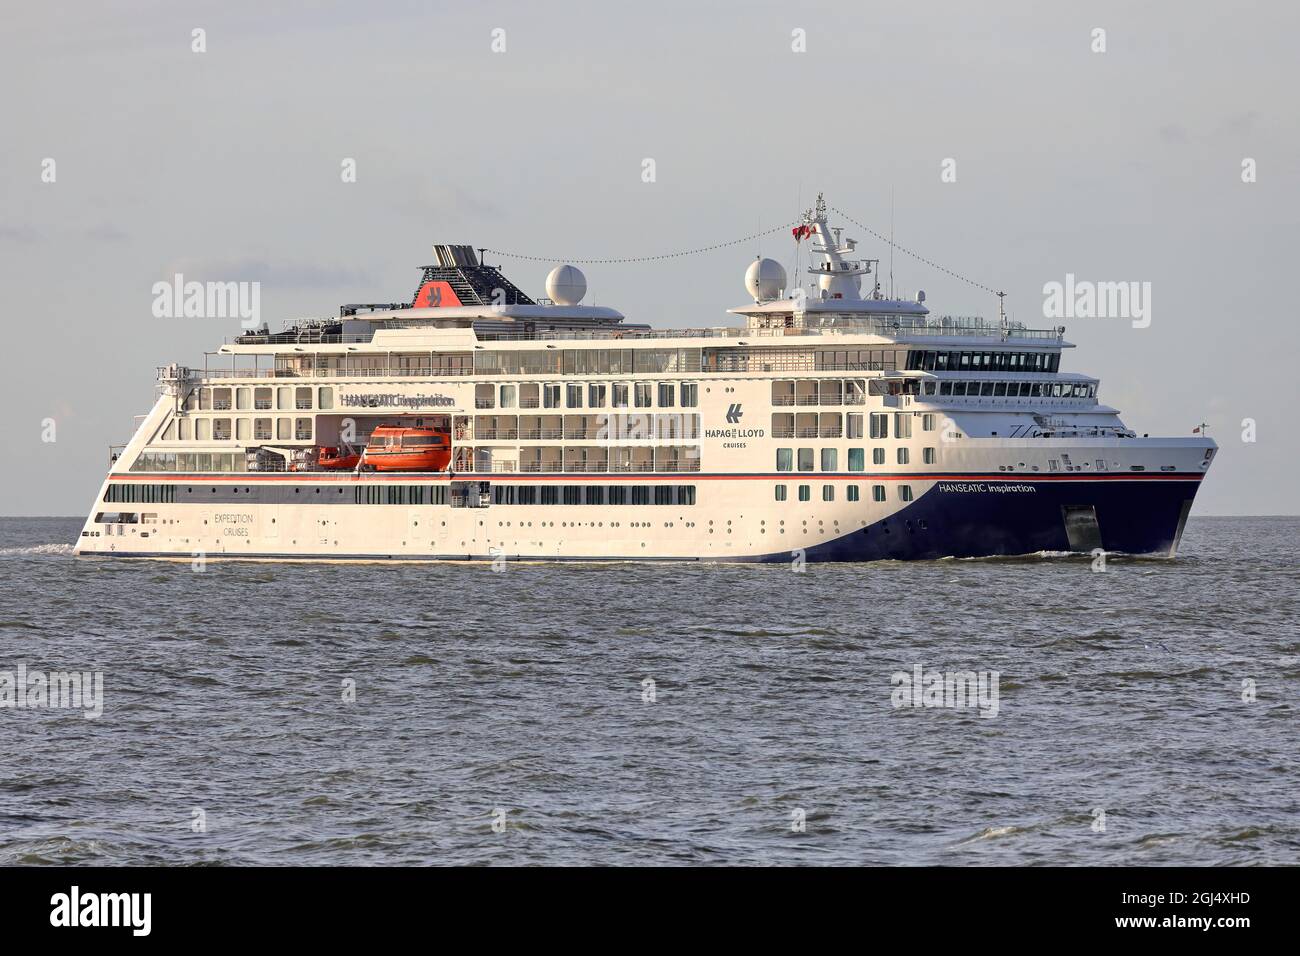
[894,413,913,438]
[848,448,865,472]
[822,485,834,502]
[821,449,838,472]
[923,447,936,465]
[566,384,583,408]
[214,419,232,441]
[318,387,334,410]
[872,485,886,502]
[612,383,629,408]
[500,384,516,409]
[277,418,291,440]
[873,448,885,465]
[236,419,250,440]
[195,419,211,440]
[776,448,793,472]
[846,413,864,439]
[798,485,810,502]
[658,383,675,407]
[870,413,889,439]
[797,448,814,472]
[897,448,909,465]
[775,484,787,501]
[922,414,936,431]
[680,383,698,407]
[847,485,860,502]
[295,418,312,441]
[588,384,606,408]
[254,419,272,440]
[634,383,652,407]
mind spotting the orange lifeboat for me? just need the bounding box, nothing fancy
[363,425,451,472]
[317,446,362,470]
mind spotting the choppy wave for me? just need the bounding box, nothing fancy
[0,543,74,557]
[0,515,1295,866]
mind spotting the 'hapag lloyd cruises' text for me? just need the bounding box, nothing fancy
[937,482,1037,493]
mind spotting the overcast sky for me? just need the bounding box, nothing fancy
[2,0,1296,516]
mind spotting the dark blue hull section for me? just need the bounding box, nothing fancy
[769,477,1202,563]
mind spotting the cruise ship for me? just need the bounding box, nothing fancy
[75,196,1216,563]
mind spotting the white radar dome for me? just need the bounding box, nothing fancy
[745,257,787,302]
[545,264,587,305]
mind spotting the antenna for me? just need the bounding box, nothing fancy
[889,189,895,299]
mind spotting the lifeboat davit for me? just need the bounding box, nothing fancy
[363,425,451,472]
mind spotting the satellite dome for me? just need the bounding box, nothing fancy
[545,264,587,306]
[745,257,787,302]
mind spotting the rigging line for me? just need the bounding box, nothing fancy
[827,202,1001,297]
[482,222,797,265]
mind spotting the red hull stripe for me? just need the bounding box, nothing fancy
[107,472,1205,483]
